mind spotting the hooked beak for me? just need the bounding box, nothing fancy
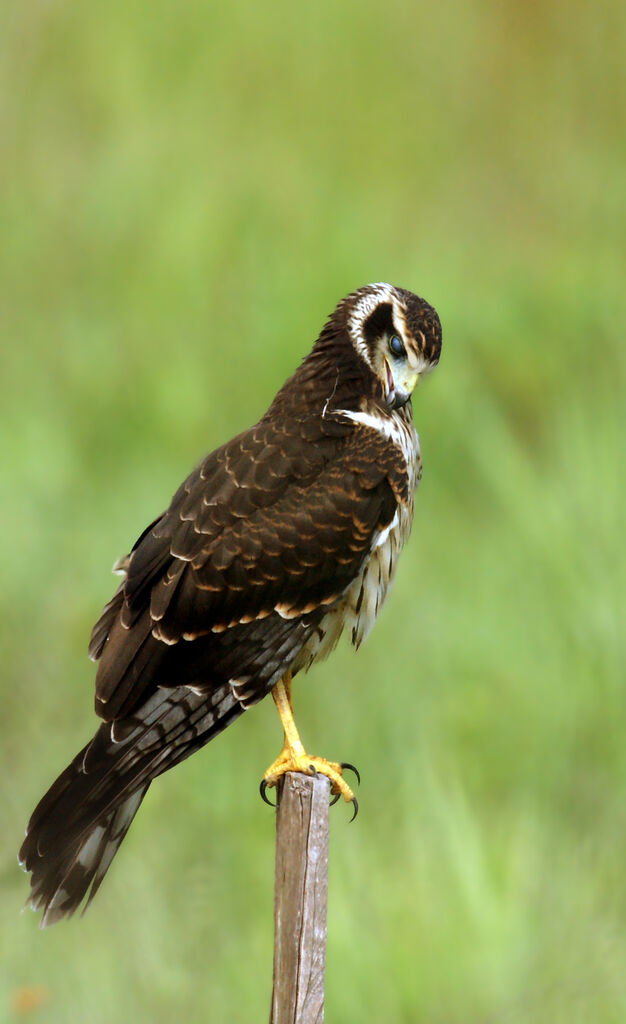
[384,360,420,410]
[392,388,411,410]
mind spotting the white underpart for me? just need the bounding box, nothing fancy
[293,406,421,671]
[372,509,400,550]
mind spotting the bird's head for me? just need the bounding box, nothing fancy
[274,283,441,420]
[343,283,442,411]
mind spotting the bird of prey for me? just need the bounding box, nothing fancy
[19,282,442,926]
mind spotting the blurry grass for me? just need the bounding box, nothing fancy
[1,0,624,1021]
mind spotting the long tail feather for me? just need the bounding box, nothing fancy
[19,684,242,925]
[24,786,149,927]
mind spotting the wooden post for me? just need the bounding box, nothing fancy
[269,772,330,1024]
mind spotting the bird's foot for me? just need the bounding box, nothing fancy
[260,747,359,820]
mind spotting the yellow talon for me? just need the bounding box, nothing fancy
[261,671,357,811]
[263,751,356,803]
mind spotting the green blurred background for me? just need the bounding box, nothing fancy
[1,0,623,1020]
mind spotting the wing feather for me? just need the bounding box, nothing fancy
[91,415,401,720]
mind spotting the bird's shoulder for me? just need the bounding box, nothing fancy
[129,405,409,598]
[88,406,411,718]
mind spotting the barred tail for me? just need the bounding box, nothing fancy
[20,779,149,927]
[19,683,243,926]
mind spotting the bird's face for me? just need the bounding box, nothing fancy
[346,283,442,411]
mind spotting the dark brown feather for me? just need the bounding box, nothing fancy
[20,283,442,924]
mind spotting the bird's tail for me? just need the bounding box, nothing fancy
[19,683,243,926]
[20,773,149,927]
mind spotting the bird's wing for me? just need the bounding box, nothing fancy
[90,415,401,720]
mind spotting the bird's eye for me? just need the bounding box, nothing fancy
[389,335,405,358]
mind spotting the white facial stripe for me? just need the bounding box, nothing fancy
[390,303,410,348]
[349,283,401,368]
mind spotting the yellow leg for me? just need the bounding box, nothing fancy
[261,670,358,815]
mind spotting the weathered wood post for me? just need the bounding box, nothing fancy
[269,772,330,1024]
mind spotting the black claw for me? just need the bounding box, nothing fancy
[329,791,341,807]
[259,780,276,807]
[308,764,318,776]
[340,762,361,786]
[349,797,359,823]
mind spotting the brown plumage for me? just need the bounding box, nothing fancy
[19,283,442,925]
